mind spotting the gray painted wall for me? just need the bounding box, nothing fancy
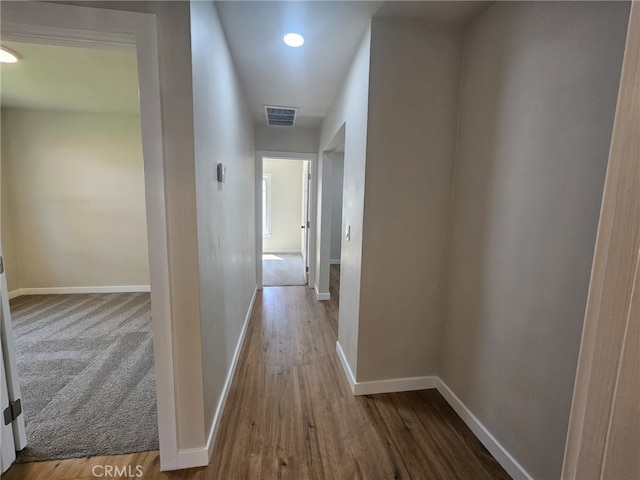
[330,153,344,262]
[440,2,630,479]
[255,126,319,153]
[190,0,257,436]
[318,26,372,373]
[358,19,463,381]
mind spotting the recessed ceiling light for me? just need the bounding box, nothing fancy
[283,33,304,48]
[0,46,19,64]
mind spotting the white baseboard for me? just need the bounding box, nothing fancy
[336,341,356,393]
[314,285,330,301]
[435,379,533,480]
[8,289,22,300]
[330,259,341,265]
[206,286,258,460]
[176,446,209,469]
[333,344,532,480]
[355,375,439,396]
[336,341,437,395]
[8,285,150,299]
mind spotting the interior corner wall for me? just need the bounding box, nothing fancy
[440,2,630,479]
[263,159,303,254]
[357,19,463,382]
[318,25,371,375]
[1,108,149,289]
[190,0,257,438]
[255,126,319,153]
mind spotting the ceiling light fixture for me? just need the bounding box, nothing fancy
[0,46,19,64]
[283,33,304,48]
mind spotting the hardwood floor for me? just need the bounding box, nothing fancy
[329,264,340,304]
[4,284,510,480]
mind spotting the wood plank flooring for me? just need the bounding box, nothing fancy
[3,284,510,480]
[329,264,340,304]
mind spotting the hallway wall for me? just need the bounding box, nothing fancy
[318,25,372,373]
[329,153,344,263]
[255,126,319,153]
[440,3,630,478]
[190,0,257,444]
[358,19,463,381]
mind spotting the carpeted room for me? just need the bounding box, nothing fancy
[0,41,158,462]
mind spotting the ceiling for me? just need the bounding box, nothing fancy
[0,41,139,115]
[0,1,492,124]
[216,1,382,128]
[216,1,492,128]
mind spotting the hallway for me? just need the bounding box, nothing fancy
[209,286,510,479]
[3,286,510,479]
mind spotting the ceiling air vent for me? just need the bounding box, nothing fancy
[265,105,297,127]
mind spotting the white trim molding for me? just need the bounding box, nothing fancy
[315,285,330,301]
[336,341,356,392]
[355,375,439,396]
[334,342,533,480]
[435,379,534,480]
[206,287,257,460]
[9,285,150,299]
[255,150,318,293]
[336,341,437,395]
[330,259,341,265]
[176,447,208,470]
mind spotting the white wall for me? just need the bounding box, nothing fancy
[318,25,371,372]
[329,153,344,262]
[358,19,463,381]
[255,126,319,153]
[1,108,149,290]
[190,0,257,447]
[440,3,630,479]
[263,159,303,253]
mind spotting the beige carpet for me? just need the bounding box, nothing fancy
[262,253,307,286]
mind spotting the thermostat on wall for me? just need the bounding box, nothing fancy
[217,163,226,183]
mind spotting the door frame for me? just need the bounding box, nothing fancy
[562,3,640,477]
[0,241,27,468]
[0,2,179,469]
[301,161,312,284]
[255,151,317,290]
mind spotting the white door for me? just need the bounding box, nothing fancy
[0,157,27,473]
[0,250,26,453]
[301,162,311,284]
[1,336,16,473]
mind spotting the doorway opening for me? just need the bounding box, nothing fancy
[0,2,176,472]
[315,123,345,302]
[327,151,344,305]
[261,158,310,286]
[0,39,158,464]
[255,151,317,291]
